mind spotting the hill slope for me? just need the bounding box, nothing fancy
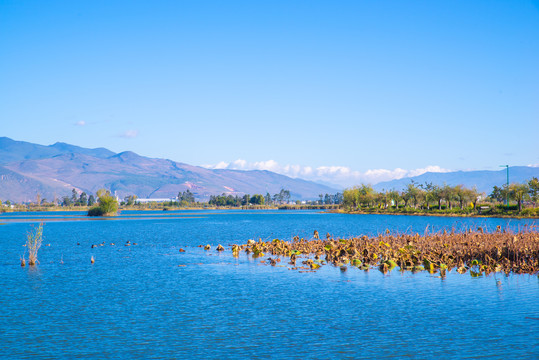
[0,138,338,202]
[0,137,115,163]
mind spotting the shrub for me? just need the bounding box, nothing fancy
[87,206,106,216]
[87,189,118,217]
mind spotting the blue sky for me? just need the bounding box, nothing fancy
[1,0,538,187]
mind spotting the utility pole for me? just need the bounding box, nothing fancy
[500,165,509,205]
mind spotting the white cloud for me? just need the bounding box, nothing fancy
[119,130,138,139]
[75,120,86,126]
[202,159,451,188]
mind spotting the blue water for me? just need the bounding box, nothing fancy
[0,210,537,359]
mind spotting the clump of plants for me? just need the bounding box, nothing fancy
[231,227,539,276]
[23,223,44,266]
[87,189,118,217]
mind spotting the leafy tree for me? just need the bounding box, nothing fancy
[242,194,250,206]
[454,185,470,209]
[431,185,443,210]
[420,182,437,210]
[343,187,358,209]
[528,177,539,207]
[62,196,73,207]
[490,185,510,205]
[467,187,480,209]
[388,190,400,208]
[334,192,343,205]
[282,189,291,204]
[441,184,457,210]
[376,190,390,209]
[79,192,88,206]
[250,194,265,205]
[265,192,272,205]
[509,183,529,212]
[87,194,96,206]
[124,195,137,206]
[88,189,118,216]
[403,182,420,208]
[273,189,290,204]
[71,188,78,205]
[178,190,195,204]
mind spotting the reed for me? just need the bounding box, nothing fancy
[26,223,43,266]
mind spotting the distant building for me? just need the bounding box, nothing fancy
[135,198,176,204]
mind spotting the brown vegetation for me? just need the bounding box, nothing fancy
[232,228,539,275]
[26,223,43,266]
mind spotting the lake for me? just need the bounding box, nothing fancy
[1,210,537,359]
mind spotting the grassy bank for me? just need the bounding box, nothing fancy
[336,205,539,219]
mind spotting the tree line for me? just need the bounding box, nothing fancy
[343,178,539,214]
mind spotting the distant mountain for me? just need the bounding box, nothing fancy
[0,137,338,203]
[373,166,539,194]
[0,137,115,163]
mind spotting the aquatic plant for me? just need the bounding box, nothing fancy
[231,228,539,275]
[26,223,43,266]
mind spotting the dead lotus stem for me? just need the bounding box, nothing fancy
[232,230,539,275]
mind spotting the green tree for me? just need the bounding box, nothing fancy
[441,184,457,210]
[71,188,78,205]
[403,182,420,208]
[79,192,88,206]
[343,187,358,209]
[388,190,400,209]
[62,196,73,207]
[454,185,468,209]
[490,185,511,205]
[88,189,118,216]
[509,183,529,212]
[282,189,291,203]
[124,195,137,206]
[420,182,437,210]
[376,190,390,209]
[87,194,96,206]
[178,190,195,204]
[528,177,539,207]
[250,194,265,205]
[467,187,480,209]
[265,192,272,205]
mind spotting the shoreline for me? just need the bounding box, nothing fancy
[2,206,538,219]
[329,209,539,220]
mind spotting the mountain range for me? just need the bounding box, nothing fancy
[1,137,538,203]
[0,137,339,203]
[373,166,539,194]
